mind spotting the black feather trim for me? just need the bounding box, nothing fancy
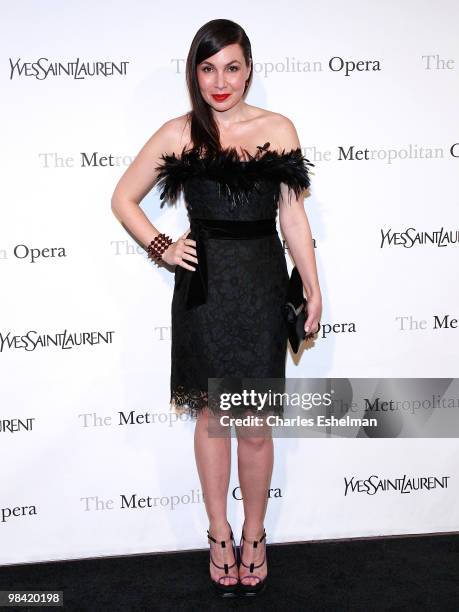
[154,142,315,209]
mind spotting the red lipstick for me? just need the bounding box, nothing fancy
[212,93,231,102]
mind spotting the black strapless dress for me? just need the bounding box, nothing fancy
[154,142,314,417]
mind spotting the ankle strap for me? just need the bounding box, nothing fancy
[239,528,267,573]
[207,529,234,547]
[241,527,266,547]
[207,528,237,574]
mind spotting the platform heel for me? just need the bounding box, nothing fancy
[238,527,268,596]
[207,524,239,597]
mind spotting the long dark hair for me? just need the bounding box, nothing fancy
[185,19,253,154]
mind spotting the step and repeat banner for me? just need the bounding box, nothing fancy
[1,1,458,565]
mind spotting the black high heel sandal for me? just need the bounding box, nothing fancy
[238,527,268,596]
[207,524,239,597]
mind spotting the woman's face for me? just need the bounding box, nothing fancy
[197,43,251,110]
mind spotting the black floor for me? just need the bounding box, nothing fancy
[1,533,458,611]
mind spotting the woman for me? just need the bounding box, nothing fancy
[111,19,322,598]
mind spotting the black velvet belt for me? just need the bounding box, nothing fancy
[185,217,278,310]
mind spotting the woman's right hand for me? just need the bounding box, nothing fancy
[161,228,198,271]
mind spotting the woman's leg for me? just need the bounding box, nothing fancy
[194,406,238,585]
[236,420,273,586]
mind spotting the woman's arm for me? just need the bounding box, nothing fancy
[110,117,197,270]
[276,117,322,334]
[110,119,177,248]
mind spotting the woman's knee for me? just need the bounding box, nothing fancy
[236,432,272,451]
[196,406,230,437]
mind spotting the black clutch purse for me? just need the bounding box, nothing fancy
[282,266,308,353]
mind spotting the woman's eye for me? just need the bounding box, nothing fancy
[201,65,239,73]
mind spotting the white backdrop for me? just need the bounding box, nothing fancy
[1,0,458,565]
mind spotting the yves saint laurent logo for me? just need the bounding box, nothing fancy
[9,57,129,80]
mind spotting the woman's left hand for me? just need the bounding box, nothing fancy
[304,294,322,338]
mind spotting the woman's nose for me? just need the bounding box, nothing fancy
[215,71,226,88]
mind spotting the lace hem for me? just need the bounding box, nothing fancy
[170,385,210,418]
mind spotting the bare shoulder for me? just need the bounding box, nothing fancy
[246,106,300,152]
[110,113,191,205]
[146,113,192,156]
[263,111,301,152]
